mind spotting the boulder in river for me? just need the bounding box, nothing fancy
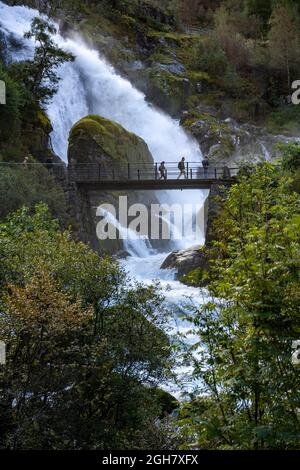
[160,245,209,281]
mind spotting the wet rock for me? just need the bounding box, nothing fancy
[160,245,209,279]
[155,62,186,76]
[114,250,131,259]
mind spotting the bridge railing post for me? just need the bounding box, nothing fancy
[138,169,140,180]
[155,163,158,180]
[186,162,189,180]
[214,167,217,179]
[190,168,193,180]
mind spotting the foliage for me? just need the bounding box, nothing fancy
[192,35,229,77]
[0,204,174,449]
[276,142,300,172]
[268,1,300,90]
[1,17,72,163]
[0,165,68,224]
[179,164,300,449]
[246,0,272,25]
[12,18,74,106]
[0,65,23,149]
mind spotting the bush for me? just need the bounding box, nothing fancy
[277,142,300,172]
[0,204,173,449]
[192,36,229,77]
[0,165,68,225]
[0,65,23,148]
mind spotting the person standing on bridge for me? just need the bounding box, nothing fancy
[159,161,167,180]
[177,157,186,179]
[202,155,209,178]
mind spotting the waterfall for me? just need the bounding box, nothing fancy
[0,1,201,164]
[99,208,155,258]
[0,1,208,251]
[0,1,208,396]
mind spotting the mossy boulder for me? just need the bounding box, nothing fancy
[160,245,210,283]
[68,114,154,176]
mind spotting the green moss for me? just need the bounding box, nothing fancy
[69,115,153,166]
[182,111,235,157]
[187,70,213,83]
[148,53,175,65]
[149,69,185,92]
[70,115,146,162]
[146,31,191,43]
[120,14,137,28]
[37,110,52,131]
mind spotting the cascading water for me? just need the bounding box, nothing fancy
[0,2,207,237]
[0,1,208,395]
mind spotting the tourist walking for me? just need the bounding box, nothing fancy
[202,156,209,178]
[177,157,186,179]
[159,161,167,180]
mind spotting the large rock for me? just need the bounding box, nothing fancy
[160,245,209,279]
[67,114,163,254]
[68,114,154,172]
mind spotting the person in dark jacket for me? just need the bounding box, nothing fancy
[177,157,186,179]
[159,161,167,180]
[202,156,209,178]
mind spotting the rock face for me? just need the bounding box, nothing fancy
[181,107,289,165]
[160,245,209,279]
[68,114,158,254]
[68,114,153,172]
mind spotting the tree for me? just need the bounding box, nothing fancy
[277,142,300,172]
[14,18,74,106]
[246,0,272,25]
[268,1,300,90]
[180,164,300,449]
[0,204,174,449]
[214,4,251,72]
[0,165,68,224]
[0,64,23,148]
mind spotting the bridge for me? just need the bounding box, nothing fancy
[0,161,238,190]
[69,162,238,191]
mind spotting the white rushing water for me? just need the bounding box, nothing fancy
[0,1,208,395]
[0,1,201,164]
[0,0,208,240]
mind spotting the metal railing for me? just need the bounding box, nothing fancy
[0,161,239,183]
[68,162,239,183]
